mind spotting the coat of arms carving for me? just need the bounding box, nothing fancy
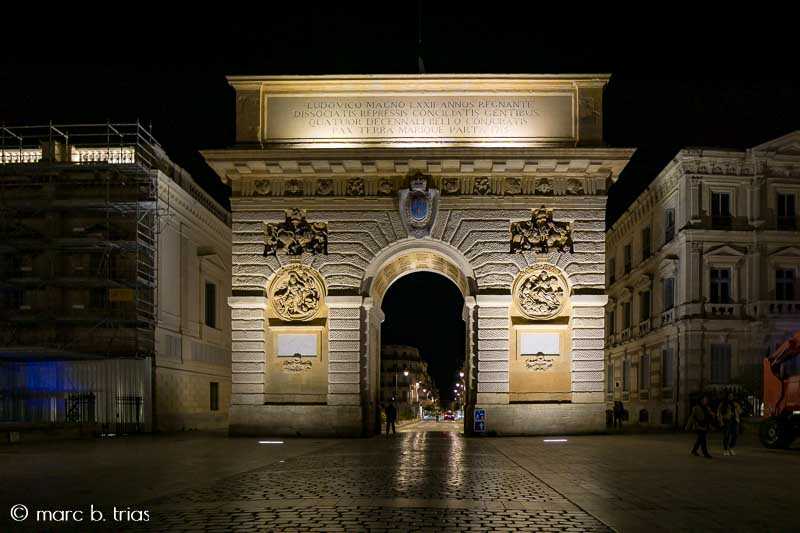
[399,172,439,238]
[268,265,326,321]
[513,264,568,320]
[510,207,572,253]
[264,208,328,256]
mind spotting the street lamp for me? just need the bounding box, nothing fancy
[393,364,407,400]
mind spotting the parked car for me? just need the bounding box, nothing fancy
[443,411,455,421]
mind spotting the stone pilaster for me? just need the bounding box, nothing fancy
[571,294,607,402]
[475,294,512,405]
[689,176,702,224]
[227,296,267,405]
[463,296,477,433]
[748,175,765,226]
[326,295,363,406]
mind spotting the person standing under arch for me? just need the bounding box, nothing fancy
[385,400,397,435]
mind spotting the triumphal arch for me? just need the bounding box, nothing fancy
[203,75,633,436]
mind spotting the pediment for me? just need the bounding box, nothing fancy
[658,256,679,274]
[704,244,746,257]
[770,246,800,258]
[753,131,800,156]
[197,250,226,271]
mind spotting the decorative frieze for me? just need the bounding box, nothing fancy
[234,171,615,198]
[525,354,554,371]
[282,356,313,372]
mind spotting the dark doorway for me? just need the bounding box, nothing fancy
[380,272,465,432]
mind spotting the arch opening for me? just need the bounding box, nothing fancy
[379,271,466,433]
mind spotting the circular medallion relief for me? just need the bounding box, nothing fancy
[268,265,326,321]
[513,264,568,320]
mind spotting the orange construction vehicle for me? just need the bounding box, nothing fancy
[759,331,800,448]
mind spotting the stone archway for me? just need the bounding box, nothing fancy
[206,74,633,437]
[361,246,476,435]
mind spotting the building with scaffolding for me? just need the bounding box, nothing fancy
[0,124,232,436]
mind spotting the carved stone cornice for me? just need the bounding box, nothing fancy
[235,173,616,199]
[202,148,634,192]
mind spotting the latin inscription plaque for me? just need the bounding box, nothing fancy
[265,94,574,145]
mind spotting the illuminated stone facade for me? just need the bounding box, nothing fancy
[204,75,633,436]
[380,345,431,420]
[606,132,800,427]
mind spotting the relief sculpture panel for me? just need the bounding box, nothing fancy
[264,208,328,256]
[513,264,568,320]
[268,265,326,321]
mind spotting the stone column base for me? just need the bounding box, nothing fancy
[229,404,362,437]
[475,403,605,435]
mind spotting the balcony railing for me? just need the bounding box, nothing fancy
[621,328,631,341]
[637,319,651,336]
[711,216,732,230]
[661,308,674,325]
[777,216,797,231]
[766,301,800,316]
[706,302,739,317]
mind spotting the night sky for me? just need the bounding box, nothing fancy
[2,7,797,398]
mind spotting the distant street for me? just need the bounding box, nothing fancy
[397,419,463,433]
[1,430,798,531]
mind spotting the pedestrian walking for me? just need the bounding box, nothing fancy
[613,401,624,431]
[717,392,742,456]
[385,401,397,435]
[687,395,713,458]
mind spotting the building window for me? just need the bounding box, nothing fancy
[777,193,796,230]
[661,347,673,388]
[664,209,675,243]
[709,268,732,304]
[639,353,650,390]
[641,226,651,260]
[210,382,219,411]
[710,344,732,384]
[639,291,651,322]
[663,277,675,311]
[607,362,614,393]
[609,257,616,285]
[623,302,632,330]
[624,244,632,274]
[609,310,616,334]
[5,288,34,309]
[776,269,795,301]
[623,358,630,391]
[90,288,106,309]
[711,192,732,228]
[205,282,217,328]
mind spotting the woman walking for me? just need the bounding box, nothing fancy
[687,395,713,458]
[717,392,742,456]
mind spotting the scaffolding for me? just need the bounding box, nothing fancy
[0,123,168,361]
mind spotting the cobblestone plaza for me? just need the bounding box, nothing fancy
[2,429,796,532]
